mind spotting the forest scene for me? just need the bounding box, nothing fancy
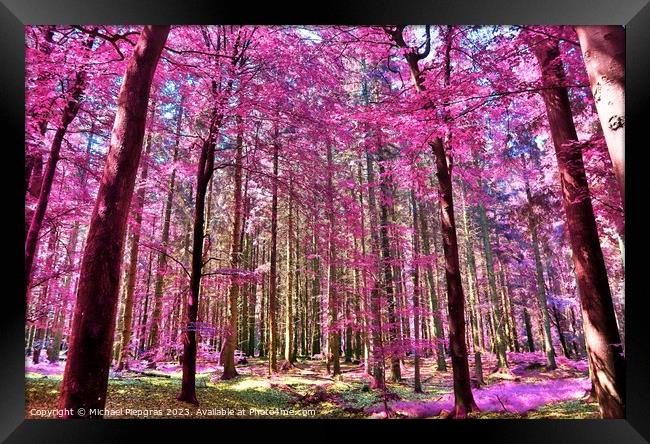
[24,25,625,419]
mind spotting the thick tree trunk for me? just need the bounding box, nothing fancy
[430,137,478,418]
[574,26,625,209]
[533,37,625,418]
[58,26,169,417]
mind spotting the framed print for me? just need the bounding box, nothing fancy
[1,0,648,442]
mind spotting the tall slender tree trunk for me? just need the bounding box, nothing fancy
[410,191,423,393]
[116,103,155,371]
[148,96,184,349]
[477,203,509,371]
[419,201,448,371]
[178,130,219,404]
[310,229,321,356]
[138,245,154,355]
[523,308,535,352]
[523,170,557,369]
[500,266,520,353]
[364,148,386,389]
[460,185,484,386]
[326,144,341,377]
[268,132,280,374]
[259,242,267,357]
[532,37,625,418]
[178,67,232,399]
[32,227,59,364]
[430,137,478,418]
[48,221,80,363]
[58,26,169,417]
[221,122,244,379]
[376,147,401,382]
[248,233,258,357]
[284,179,295,364]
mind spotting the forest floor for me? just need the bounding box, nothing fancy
[25,351,599,419]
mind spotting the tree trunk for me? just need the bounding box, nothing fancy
[221,123,244,379]
[268,133,280,374]
[32,227,59,364]
[430,137,478,417]
[179,128,219,404]
[460,185,484,386]
[376,147,401,383]
[476,201,509,371]
[58,26,169,417]
[419,200,448,371]
[25,63,89,289]
[523,308,535,352]
[524,175,557,368]
[148,96,183,350]
[574,26,625,209]
[410,191,423,393]
[259,241,267,357]
[116,104,155,371]
[48,222,80,363]
[326,144,341,377]
[501,266,520,353]
[310,229,321,356]
[532,37,625,418]
[364,148,386,389]
[248,233,258,357]
[284,179,295,364]
[137,246,154,355]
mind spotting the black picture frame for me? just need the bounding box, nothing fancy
[2,0,648,442]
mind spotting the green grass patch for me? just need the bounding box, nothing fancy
[471,399,600,419]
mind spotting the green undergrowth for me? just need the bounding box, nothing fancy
[471,399,599,419]
[25,373,599,420]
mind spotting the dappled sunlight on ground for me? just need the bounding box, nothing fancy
[25,352,597,419]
